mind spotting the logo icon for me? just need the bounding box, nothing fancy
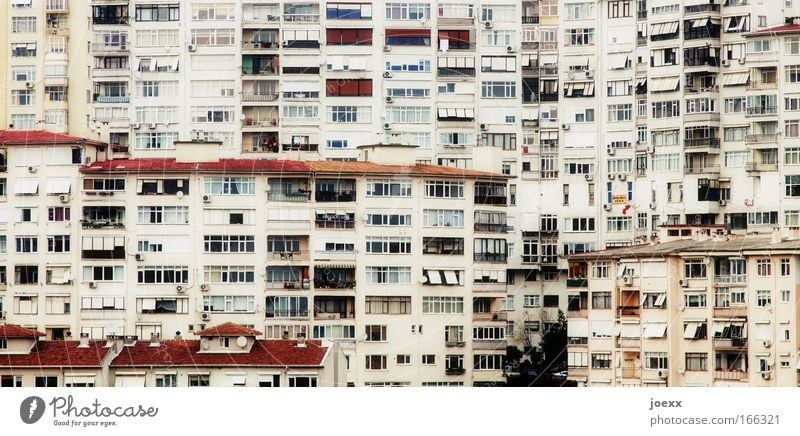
[20,396,45,424]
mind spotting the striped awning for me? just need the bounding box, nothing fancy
[722,72,750,86]
[315,263,356,269]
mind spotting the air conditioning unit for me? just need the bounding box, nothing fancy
[187,44,197,52]
[603,204,612,211]
[721,59,730,67]
[617,173,627,181]
[383,45,391,52]
[561,123,570,130]
[28,166,37,173]
[135,253,144,262]
[506,45,515,53]
[148,123,157,129]
[607,173,616,181]
[718,199,727,206]
[649,202,656,210]
[585,70,594,78]
[646,144,655,154]
[130,123,140,129]
[25,81,34,89]
[584,173,593,181]
[383,71,393,78]
[176,285,184,293]
[622,275,633,285]
[59,194,70,203]
[383,122,391,130]
[385,96,393,104]
[761,371,771,380]
[657,369,668,379]
[738,58,746,64]
[201,312,211,321]
[567,71,575,80]
[88,281,97,289]
[679,279,688,287]
[202,194,211,203]
[762,340,772,348]
[484,21,493,29]
[480,123,488,130]
[607,147,616,155]
[200,284,210,292]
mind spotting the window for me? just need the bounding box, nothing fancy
[35,376,58,387]
[11,90,33,106]
[423,209,463,227]
[15,236,38,253]
[188,374,210,387]
[644,352,668,370]
[481,82,516,98]
[473,355,503,370]
[204,266,256,284]
[365,296,411,314]
[46,235,70,253]
[396,354,411,365]
[543,295,559,308]
[684,292,707,308]
[474,238,507,262]
[756,290,772,307]
[12,17,36,33]
[365,236,412,254]
[82,265,124,282]
[265,296,309,318]
[81,296,124,311]
[190,28,235,46]
[203,295,256,313]
[591,292,611,309]
[781,290,791,303]
[683,259,707,278]
[155,374,177,387]
[366,212,412,226]
[756,259,772,276]
[366,180,411,197]
[422,354,436,365]
[203,235,255,253]
[422,296,464,314]
[365,355,388,370]
[136,266,189,284]
[365,325,387,342]
[685,353,707,371]
[192,3,235,20]
[422,237,464,255]
[288,376,317,387]
[366,267,411,284]
[780,259,791,277]
[0,375,23,387]
[137,206,189,224]
[607,216,632,232]
[642,292,667,309]
[564,28,595,46]
[607,104,632,122]
[204,177,255,195]
[591,353,612,369]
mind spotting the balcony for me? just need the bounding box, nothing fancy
[91,43,128,52]
[684,138,720,149]
[746,80,778,91]
[683,165,721,175]
[713,305,748,318]
[315,182,356,202]
[268,190,311,202]
[314,215,355,229]
[242,40,280,52]
[521,16,539,24]
[283,13,320,23]
[713,370,748,382]
[472,311,507,322]
[314,296,355,320]
[745,106,778,117]
[474,223,508,233]
[473,339,507,351]
[282,142,318,152]
[46,0,69,12]
[745,162,778,173]
[94,95,129,104]
[713,274,747,285]
[616,337,641,348]
[566,278,588,288]
[745,134,779,144]
[713,337,748,349]
[446,367,466,375]
[615,367,641,379]
[242,93,279,102]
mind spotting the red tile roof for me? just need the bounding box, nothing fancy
[752,24,800,34]
[80,158,308,174]
[194,323,263,337]
[0,324,45,338]
[0,341,110,368]
[80,158,508,179]
[111,339,328,368]
[0,130,106,146]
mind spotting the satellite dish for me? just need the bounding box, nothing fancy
[419,275,429,284]
[236,336,248,348]
[201,338,210,350]
[176,191,184,198]
[360,333,368,341]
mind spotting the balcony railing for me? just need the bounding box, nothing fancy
[745,106,778,116]
[713,370,747,381]
[92,43,128,52]
[616,367,641,379]
[521,16,539,24]
[242,41,280,50]
[474,223,508,233]
[684,138,720,148]
[713,274,747,285]
[95,96,129,103]
[683,165,721,175]
[685,4,721,13]
[746,80,777,91]
[446,367,466,375]
[745,133,779,144]
[46,0,69,12]
[713,337,748,348]
[745,162,778,172]
[282,13,320,23]
[566,278,588,288]
[315,192,356,202]
[313,279,355,290]
[267,190,311,202]
[242,93,279,102]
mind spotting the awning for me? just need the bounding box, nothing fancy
[683,322,700,339]
[315,263,355,269]
[722,72,749,86]
[443,270,459,285]
[227,374,247,386]
[564,82,594,97]
[636,77,647,87]
[522,109,539,120]
[141,298,157,311]
[437,108,475,119]
[427,270,443,284]
[654,293,667,307]
[650,21,679,36]
[540,54,558,65]
[643,323,668,338]
[692,18,709,28]
[64,375,95,385]
[608,53,630,70]
[591,320,613,337]
[620,323,640,338]
[115,375,146,387]
[14,179,39,195]
[349,57,367,71]
[568,319,588,337]
[46,178,72,194]
[650,76,680,92]
[726,16,748,32]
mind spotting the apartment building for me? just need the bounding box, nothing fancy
[0,131,510,386]
[0,322,344,387]
[2,0,92,134]
[567,226,800,387]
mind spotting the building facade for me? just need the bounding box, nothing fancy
[567,227,800,387]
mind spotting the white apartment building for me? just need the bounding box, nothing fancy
[9,0,800,376]
[567,226,800,387]
[0,133,510,386]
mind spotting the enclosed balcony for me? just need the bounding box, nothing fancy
[92,5,129,25]
[313,296,355,320]
[313,267,356,290]
[618,290,640,317]
[242,3,281,25]
[712,320,747,349]
[315,179,356,202]
[265,266,309,289]
[81,236,125,259]
[713,257,747,286]
[243,132,279,153]
[474,210,508,233]
[81,206,125,228]
[283,3,320,23]
[267,178,311,202]
[314,211,355,229]
[242,30,280,51]
[266,235,310,261]
[242,108,279,128]
[93,82,128,103]
[474,182,507,205]
[472,297,507,323]
[521,2,539,24]
[683,18,721,40]
[242,80,279,103]
[242,55,279,76]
